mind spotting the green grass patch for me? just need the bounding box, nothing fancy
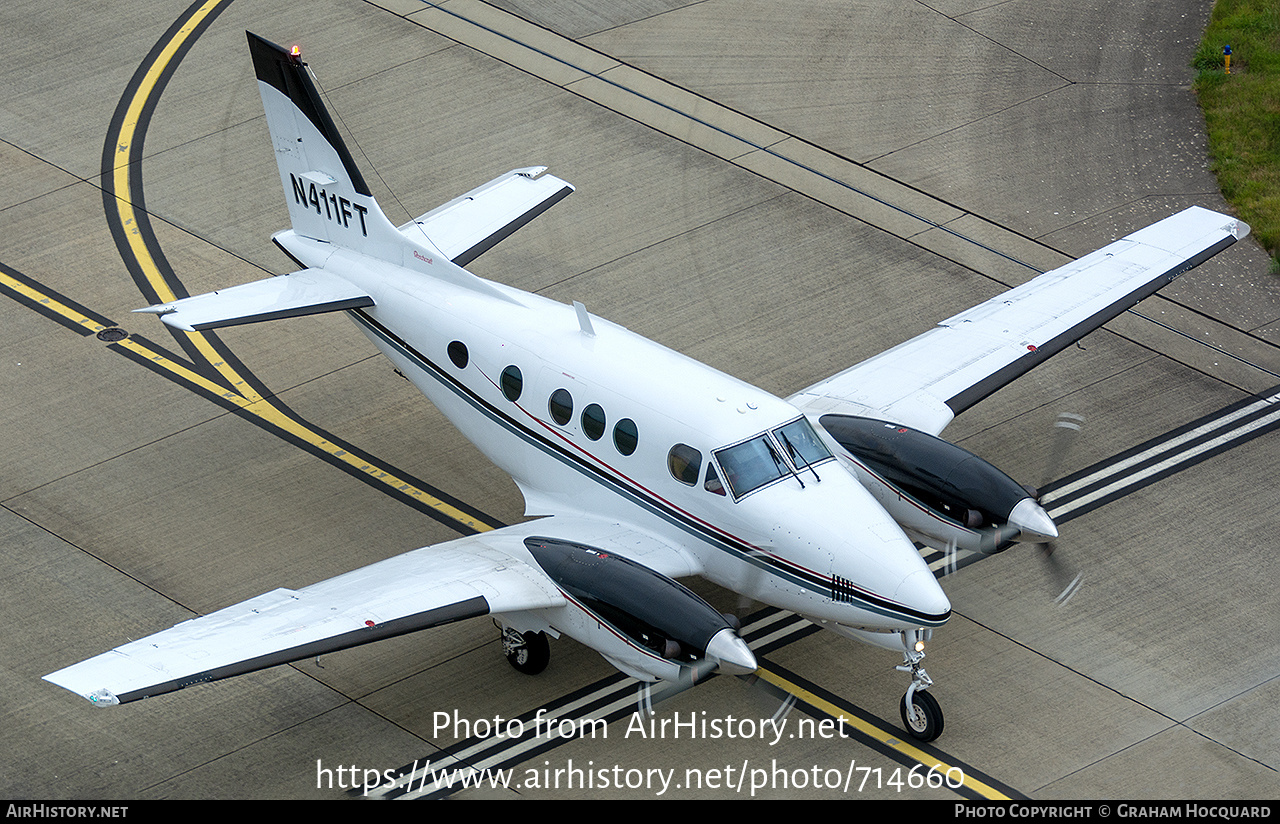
[1193,0,1280,268]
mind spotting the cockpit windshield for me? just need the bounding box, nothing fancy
[714,436,788,498]
[713,418,834,499]
[773,417,832,468]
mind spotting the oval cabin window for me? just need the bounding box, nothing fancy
[582,404,606,441]
[447,340,469,369]
[613,418,638,456]
[549,389,573,425]
[500,365,523,401]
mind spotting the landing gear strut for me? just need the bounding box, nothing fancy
[502,628,550,674]
[896,632,943,742]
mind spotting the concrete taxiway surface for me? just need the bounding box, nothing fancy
[2,0,1277,800]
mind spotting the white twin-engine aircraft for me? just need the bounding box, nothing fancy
[45,33,1250,743]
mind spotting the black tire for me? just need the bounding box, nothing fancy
[505,631,550,675]
[900,689,944,742]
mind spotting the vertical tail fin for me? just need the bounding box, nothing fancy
[247,32,527,303]
[248,32,439,265]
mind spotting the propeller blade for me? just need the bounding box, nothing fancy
[1042,412,1085,490]
[1041,542,1084,604]
[942,537,959,577]
[634,657,723,713]
[977,524,1022,555]
[1036,412,1085,602]
[735,667,802,726]
[734,545,774,618]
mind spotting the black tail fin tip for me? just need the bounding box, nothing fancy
[246,31,370,197]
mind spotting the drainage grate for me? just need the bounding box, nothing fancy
[96,327,128,343]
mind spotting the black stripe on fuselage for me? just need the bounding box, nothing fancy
[349,308,949,628]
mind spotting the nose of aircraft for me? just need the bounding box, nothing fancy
[1008,497,1058,542]
[894,568,952,619]
[705,627,758,675]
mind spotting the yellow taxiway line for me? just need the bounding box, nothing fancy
[755,665,1012,800]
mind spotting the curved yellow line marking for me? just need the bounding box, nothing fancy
[109,0,256,401]
[103,0,493,533]
[755,666,1012,800]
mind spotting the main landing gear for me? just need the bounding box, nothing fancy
[502,627,550,675]
[896,634,944,742]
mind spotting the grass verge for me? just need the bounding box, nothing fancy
[1192,0,1280,269]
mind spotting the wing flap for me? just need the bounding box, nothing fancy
[403,167,574,266]
[791,207,1249,434]
[134,269,374,332]
[44,530,565,705]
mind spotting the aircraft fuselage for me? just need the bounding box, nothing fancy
[275,230,953,638]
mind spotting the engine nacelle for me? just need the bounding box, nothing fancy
[819,415,1056,551]
[524,537,756,681]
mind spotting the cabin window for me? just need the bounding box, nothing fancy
[447,340,468,369]
[549,389,573,425]
[582,404,606,441]
[667,444,702,486]
[714,435,788,498]
[500,365,523,401]
[704,464,726,496]
[614,418,638,456]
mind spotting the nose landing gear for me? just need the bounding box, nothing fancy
[896,633,944,742]
[900,687,943,742]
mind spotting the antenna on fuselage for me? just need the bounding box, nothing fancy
[573,301,596,337]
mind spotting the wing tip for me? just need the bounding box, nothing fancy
[43,672,121,707]
[84,688,121,707]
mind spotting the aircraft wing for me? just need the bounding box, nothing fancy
[44,526,566,706]
[43,516,700,706]
[402,166,574,267]
[790,207,1250,435]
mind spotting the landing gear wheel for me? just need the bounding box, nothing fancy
[505,630,550,675]
[900,690,944,742]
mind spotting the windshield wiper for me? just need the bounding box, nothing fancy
[767,437,805,489]
[780,432,821,483]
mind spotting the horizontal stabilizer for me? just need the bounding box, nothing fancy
[404,167,574,267]
[134,269,373,331]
